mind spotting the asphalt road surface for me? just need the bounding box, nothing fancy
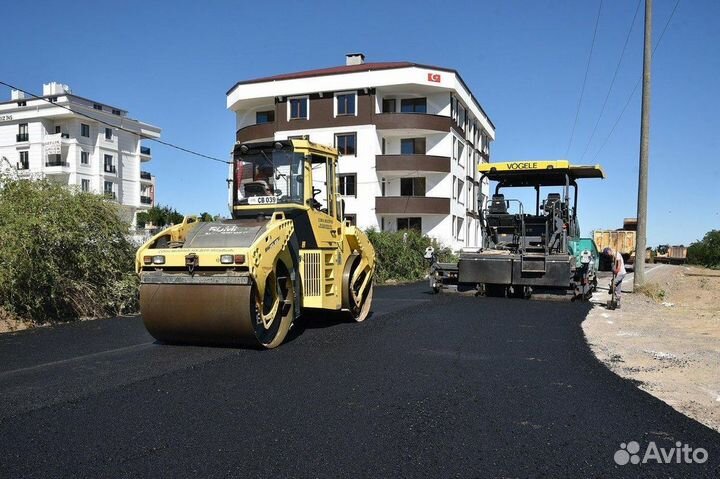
[1,283,718,478]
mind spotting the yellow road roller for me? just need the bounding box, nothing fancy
[136,139,375,348]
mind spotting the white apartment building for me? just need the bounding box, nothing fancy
[226,54,495,249]
[0,82,161,225]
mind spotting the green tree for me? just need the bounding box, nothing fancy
[136,204,184,228]
[0,177,138,322]
[687,230,720,268]
[365,229,455,283]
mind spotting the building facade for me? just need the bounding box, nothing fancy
[0,82,161,225]
[226,55,494,249]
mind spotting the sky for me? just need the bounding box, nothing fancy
[1,0,717,245]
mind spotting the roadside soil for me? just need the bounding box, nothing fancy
[583,264,720,432]
[0,308,32,334]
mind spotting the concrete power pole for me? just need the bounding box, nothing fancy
[634,0,652,288]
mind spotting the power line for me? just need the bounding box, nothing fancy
[579,0,642,162]
[0,80,229,164]
[590,0,681,162]
[565,0,604,158]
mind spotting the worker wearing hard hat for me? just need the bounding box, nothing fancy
[604,247,627,308]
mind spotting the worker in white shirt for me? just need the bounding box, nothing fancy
[603,247,627,308]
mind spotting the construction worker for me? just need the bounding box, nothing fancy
[603,247,626,308]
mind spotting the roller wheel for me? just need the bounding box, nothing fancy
[348,260,373,322]
[251,262,294,348]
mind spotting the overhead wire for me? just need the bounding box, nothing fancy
[590,0,681,163]
[578,0,642,162]
[0,80,229,164]
[565,0,604,158]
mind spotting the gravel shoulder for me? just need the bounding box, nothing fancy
[583,264,720,432]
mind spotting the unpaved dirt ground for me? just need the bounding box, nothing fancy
[584,264,720,431]
[0,308,31,334]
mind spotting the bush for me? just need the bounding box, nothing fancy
[0,177,139,323]
[687,230,720,269]
[366,229,456,283]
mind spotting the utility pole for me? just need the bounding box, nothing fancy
[634,0,652,288]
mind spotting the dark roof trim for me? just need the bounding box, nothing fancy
[227,62,495,130]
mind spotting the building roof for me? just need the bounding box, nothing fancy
[227,61,494,129]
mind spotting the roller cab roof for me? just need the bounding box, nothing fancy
[478,160,605,186]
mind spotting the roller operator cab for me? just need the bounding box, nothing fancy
[458,160,605,299]
[136,139,376,348]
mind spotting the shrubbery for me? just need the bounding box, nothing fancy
[0,177,138,323]
[687,230,720,268]
[366,229,455,283]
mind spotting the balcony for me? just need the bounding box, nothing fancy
[376,154,450,173]
[140,171,152,181]
[375,196,450,215]
[140,195,153,205]
[236,122,275,143]
[374,113,452,133]
[16,133,29,142]
[45,159,69,167]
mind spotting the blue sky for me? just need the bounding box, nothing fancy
[2,0,717,245]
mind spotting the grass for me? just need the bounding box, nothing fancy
[635,283,667,302]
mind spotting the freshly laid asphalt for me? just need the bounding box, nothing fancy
[0,282,718,478]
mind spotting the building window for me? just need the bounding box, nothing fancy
[457,179,465,205]
[338,174,357,197]
[17,123,28,142]
[18,151,29,170]
[103,181,114,199]
[381,177,386,196]
[335,133,356,156]
[336,93,356,116]
[256,110,275,124]
[382,98,396,113]
[17,101,26,107]
[397,217,422,232]
[81,179,90,192]
[455,216,464,240]
[112,109,121,116]
[81,123,90,137]
[104,154,115,173]
[93,103,103,111]
[400,98,427,113]
[400,138,426,155]
[452,176,457,200]
[81,151,89,165]
[344,214,357,226]
[105,128,113,140]
[48,96,57,103]
[289,97,308,120]
[400,177,426,197]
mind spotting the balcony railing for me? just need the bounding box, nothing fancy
[374,112,453,133]
[140,146,151,155]
[140,195,153,205]
[104,165,117,174]
[376,154,451,173]
[45,160,68,167]
[16,133,29,142]
[375,196,450,215]
[140,171,152,180]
